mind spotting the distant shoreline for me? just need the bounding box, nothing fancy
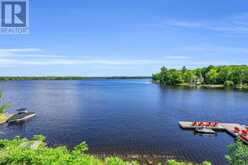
[153,80,248,90]
[152,65,248,91]
[0,76,152,81]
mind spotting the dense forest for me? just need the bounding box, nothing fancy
[152,65,248,89]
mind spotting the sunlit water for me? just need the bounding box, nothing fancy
[0,79,248,164]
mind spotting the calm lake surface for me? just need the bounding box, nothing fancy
[0,79,248,164]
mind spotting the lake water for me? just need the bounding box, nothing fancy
[0,79,248,164]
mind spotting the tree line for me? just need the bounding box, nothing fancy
[0,76,151,81]
[152,65,248,88]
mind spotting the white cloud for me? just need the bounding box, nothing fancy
[0,58,164,66]
[167,20,248,33]
[0,47,247,69]
[0,48,42,52]
[0,48,193,66]
[165,12,248,33]
[181,46,248,54]
[0,48,67,59]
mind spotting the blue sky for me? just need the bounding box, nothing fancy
[0,0,248,76]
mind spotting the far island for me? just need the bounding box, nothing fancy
[152,65,248,90]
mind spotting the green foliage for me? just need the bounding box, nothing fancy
[226,139,248,165]
[72,141,88,155]
[0,135,212,165]
[167,160,193,165]
[31,135,46,142]
[202,161,212,165]
[0,91,11,114]
[0,135,139,165]
[154,67,183,85]
[105,157,139,165]
[224,80,234,87]
[0,103,11,114]
[153,65,248,88]
[205,68,218,84]
[167,160,211,165]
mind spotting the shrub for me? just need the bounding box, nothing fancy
[224,80,234,87]
[0,135,212,165]
[31,134,46,142]
[0,135,138,165]
[226,139,248,165]
[0,91,11,114]
[167,160,211,165]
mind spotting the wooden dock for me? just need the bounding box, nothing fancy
[179,121,248,144]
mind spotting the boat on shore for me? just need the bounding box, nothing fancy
[7,108,36,123]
